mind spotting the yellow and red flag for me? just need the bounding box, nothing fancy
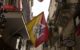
[26,12,49,47]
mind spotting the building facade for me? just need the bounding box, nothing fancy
[48,0,80,50]
[0,0,33,50]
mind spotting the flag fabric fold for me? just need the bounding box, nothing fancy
[26,12,49,47]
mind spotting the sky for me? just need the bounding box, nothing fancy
[32,0,50,21]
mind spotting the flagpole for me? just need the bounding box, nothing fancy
[21,16,30,39]
[22,0,31,39]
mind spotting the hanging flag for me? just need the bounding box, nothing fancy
[26,12,49,47]
[35,12,49,47]
[75,23,80,36]
[26,12,42,46]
